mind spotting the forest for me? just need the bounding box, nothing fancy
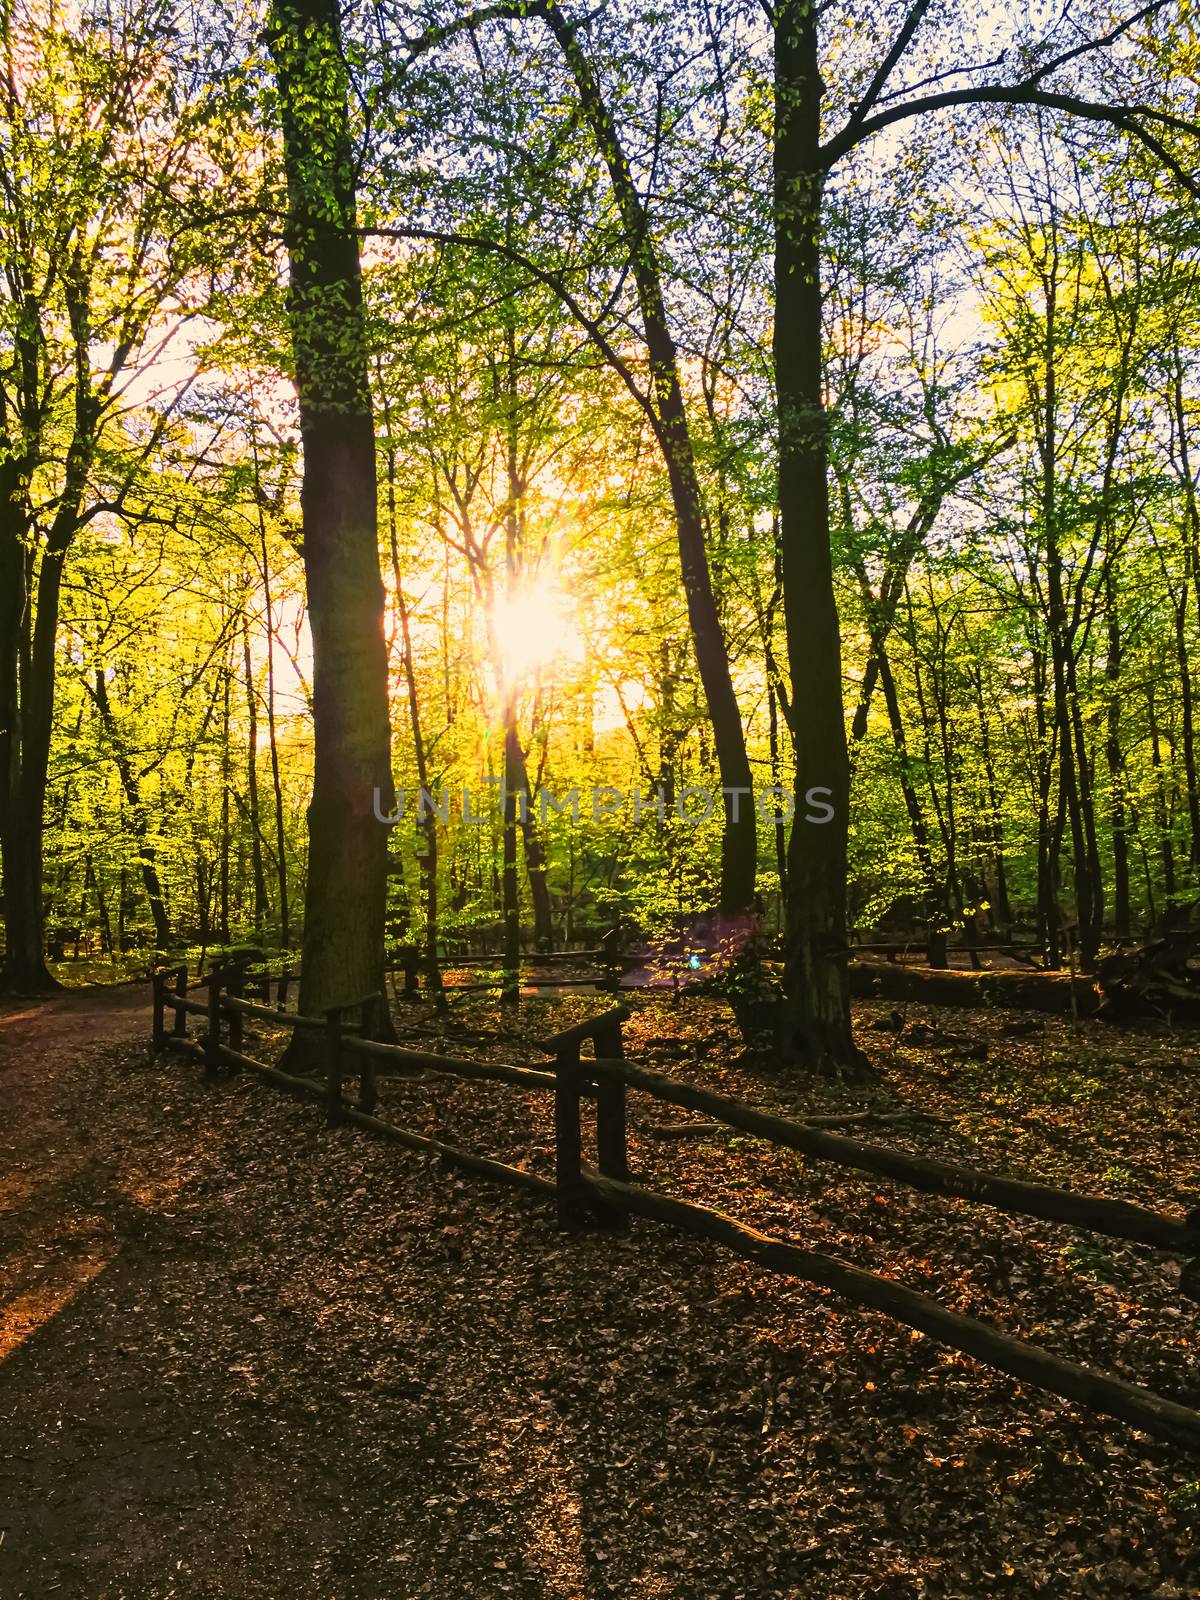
[0,0,1195,1036]
[2,0,1200,1595]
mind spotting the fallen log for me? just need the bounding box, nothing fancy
[850,959,1099,1016]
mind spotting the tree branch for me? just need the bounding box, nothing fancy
[360,224,663,440]
[822,84,1200,198]
[840,0,933,140]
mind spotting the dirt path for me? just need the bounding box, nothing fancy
[0,991,1198,1598]
[0,985,152,1351]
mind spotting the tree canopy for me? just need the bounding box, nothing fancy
[1,0,1197,1066]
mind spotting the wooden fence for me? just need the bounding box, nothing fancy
[151,964,1200,1451]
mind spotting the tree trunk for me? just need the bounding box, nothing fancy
[873,624,948,967]
[0,536,61,989]
[773,0,865,1072]
[1148,679,1179,923]
[1105,640,1131,939]
[973,662,1012,928]
[503,730,553,950]
[268,0,394,1030]
[218,656,232,946]
[541,2,755,914]
[90,672,172,950]
[253,437,291,948]
[502,717,521,1003]
[384,433,445,1012]
[242,612,269,935]
[1173,590,1200,870]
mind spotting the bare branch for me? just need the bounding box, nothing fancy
[841,0,933,139]
[822,85,1200,198]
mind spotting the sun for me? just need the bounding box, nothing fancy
[489,578,572,682]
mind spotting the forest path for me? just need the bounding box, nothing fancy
[0,990,1196,1597]
[0,983,153,1324]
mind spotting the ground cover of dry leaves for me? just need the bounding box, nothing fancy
[1,982,1199,1598]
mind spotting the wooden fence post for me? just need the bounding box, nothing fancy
[357,996,379,1114]
[593,1019,629,1180]
[325,1005,344,1125]
[152,969,166,1052]
[554,1040,587,1228]
[205,971,222,1078]
[599,925,622,992]
[226,967,244,1062]
[591,1017,629,1229]
[172,964,188,1039]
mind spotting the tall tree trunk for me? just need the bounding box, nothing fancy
[506,731,553,950]
[268,0,394,1027]
[90,672,171,950]
[219,655,232,946]
[1148,680,1179,923]
[1104,591,1131,937]
[972,662,1012,928]
[257,508,291,949]
[540,2,755,914]
[1064,648,1103,968]
[382,428,445,1010]
[873,624,948,967]
[773,0,864,1071]
[241,612,269,935]
[1030,645,1062,968]
[767,679,788,905]
[1172,589,1200,869]
[501,716,521,1003]
[0,463,44,989]
[497,344,554,951]
[0,532,60,991]
[87,855,113,958]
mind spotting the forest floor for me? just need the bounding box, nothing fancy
[1,984,1199,1598]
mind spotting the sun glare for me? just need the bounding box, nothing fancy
[490,581,573,682]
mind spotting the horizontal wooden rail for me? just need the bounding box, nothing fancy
[427,949,612,968]
[850,941,1044,954]
[539,1005,630,1054]
[221,994,363,1033]
[160,1027,1200,1452]
[581,1172,1200,1451]
[212,1039,556,1196]
[170,995,210,1017]
[586,1057,1200,1256]
[216,1043,323,1098]
[342,1034,557,1090]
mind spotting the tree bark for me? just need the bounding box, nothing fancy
[268,0,394,1028]
[502,717,521,1002]
[773,0,864,1071]
[89,672,172,950]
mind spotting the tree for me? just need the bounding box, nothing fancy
[267,0,395,1022]
[770,0,1200,1066]
[0,0,230,987]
